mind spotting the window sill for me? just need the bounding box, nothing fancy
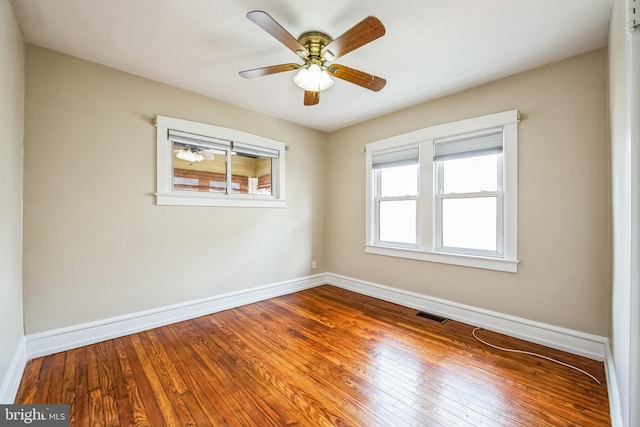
[364,244,518,273]
[156,192,286,208]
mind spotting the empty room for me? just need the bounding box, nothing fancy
[1,0,638,426]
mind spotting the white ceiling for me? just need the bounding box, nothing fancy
[12,0,611,132]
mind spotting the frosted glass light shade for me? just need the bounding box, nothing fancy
[293,64,333,91]
[176,148,204,163]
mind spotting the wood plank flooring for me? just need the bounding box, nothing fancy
[15,285,611,426]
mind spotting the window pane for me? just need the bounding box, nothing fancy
[442,154,498,193]
[380,164,418,197]
[442,197,497,251]
[230,153,272,195]
[379,200,416,244]
[173,143,227,193]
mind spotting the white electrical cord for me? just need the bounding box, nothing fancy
[472,328,601,385]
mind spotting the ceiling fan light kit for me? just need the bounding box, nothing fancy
[175,147,205,163]
[239,11,386,106]
[293,63,333,91]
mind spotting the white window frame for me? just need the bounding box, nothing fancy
[372,147,420,248]
[434,128,505,257]
[155,115,286,208]
[365,110,519,273]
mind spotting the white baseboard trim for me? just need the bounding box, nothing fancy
[326,273,608,361]
[26,274,327,359]
[21,272,616,424]
[26,272,609,362]
[604,342,624,427]
[0,336,27,403]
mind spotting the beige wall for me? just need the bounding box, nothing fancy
[21,41,611,346]
[23,46,327,334]
[327,49,610,336]
[0,1,25,398]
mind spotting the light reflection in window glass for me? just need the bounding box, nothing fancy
[172,142,227,193]
[230,153,272,195]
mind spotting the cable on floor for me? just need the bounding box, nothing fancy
[472,327,601,385]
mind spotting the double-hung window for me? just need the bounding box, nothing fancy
[434,129,503,257]
[373,148,419,247]
[365,110,519,272]
[155,115,286,208]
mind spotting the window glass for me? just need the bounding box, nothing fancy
[375,163,418,246]
[380,164,418,197]
[172,143,227,193]
[442,197,497,251]
[230,153,272,195]
[379,200,417,244]
[442,154,499,193]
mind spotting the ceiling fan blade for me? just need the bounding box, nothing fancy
[304,90,319,106]
[322,16,385,60]
[200,151,216,161]
[247,10,308,58]
[327,64,386,92]
[239,63,301,79]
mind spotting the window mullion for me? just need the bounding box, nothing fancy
[225,147,232,195]
[419,140,434,252]
[434,157,447,251]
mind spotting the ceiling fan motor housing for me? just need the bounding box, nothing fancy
[298,31,333,61]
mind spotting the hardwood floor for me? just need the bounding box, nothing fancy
[15,285,610,426]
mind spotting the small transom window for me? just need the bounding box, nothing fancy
[155,116,285,208]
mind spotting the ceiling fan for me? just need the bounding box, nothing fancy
[239,10,387,106]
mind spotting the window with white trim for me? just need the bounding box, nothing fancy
[365,110,519,272]
[434,129,503,257]
[155,115,285,208]
[373,148,419,247]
